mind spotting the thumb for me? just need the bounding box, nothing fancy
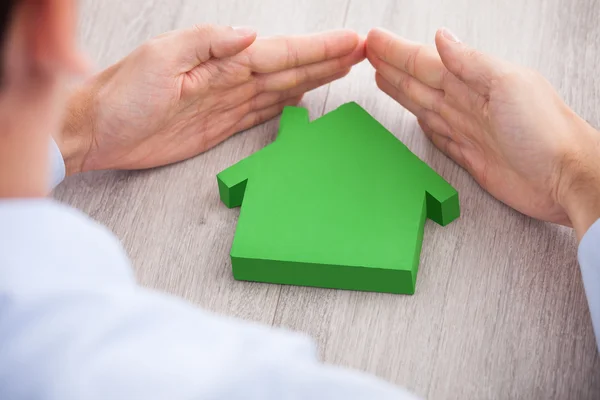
[158,24,257,72]
[435,27,509,95]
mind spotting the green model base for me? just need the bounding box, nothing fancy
[217,102,460,294]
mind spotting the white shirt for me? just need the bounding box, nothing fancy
[1,142,598,399]
[0,142,418,400]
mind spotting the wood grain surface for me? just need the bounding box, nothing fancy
[53,0,600,398]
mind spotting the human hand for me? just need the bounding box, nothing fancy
[366,27,600,238]
[59,25,364,175]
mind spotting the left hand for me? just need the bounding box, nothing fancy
[60,25,364,174]
[366,27,600,229]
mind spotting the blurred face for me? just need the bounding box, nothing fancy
[1,0,85,114]
[0,0,86,196]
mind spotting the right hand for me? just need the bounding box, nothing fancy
[366,27,600,237]
[59,26,363,176]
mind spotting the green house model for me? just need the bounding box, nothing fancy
[217,102,459,294]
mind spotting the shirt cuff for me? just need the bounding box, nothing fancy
[578,218,600,350]
[49,139,66,189]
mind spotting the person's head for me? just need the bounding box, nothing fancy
[0,0,86,196]
[0,0,87,122]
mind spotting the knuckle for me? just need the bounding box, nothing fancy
[479,95,490,118]
[404,46,421,75]
[299,67,310,84]
[397,74,412,93]
[284,38,300,67]
[285,38,294,66]
[382,36,394,62]
[403,52,412,73]
[192,23,216,36]
[439,68,452,88]
[291,69,301,88]
[431,93,445,113]
[442,137,452,154]
[253,110,263,126]
[241,46,256,69]
[450,114,466,136]
[247,91,259,111]
[249,94,260,112]
[420,110,436,128]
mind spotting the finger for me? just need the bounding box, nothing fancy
[254,39,363,92]
[376,72,423,116]
[419,119,468,170]
[440,70,490,118]
[373,64,480,143]
[192,67,349,120]
[373,58,445,114]
[232,95,304,134]
[153,24,257,72]
[435,27,509,95]
[375,72,455,139]
[244,29,361,73]
[251,68,350,110]
[375,64,467,169]
[367,28,488,116]
[367,28,445,90]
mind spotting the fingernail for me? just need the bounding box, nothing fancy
[440,27,460,43]
[233,26,256,37]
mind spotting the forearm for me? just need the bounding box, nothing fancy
[559,123,600,241]
[55,84,95,177]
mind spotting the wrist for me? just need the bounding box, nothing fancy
[558,124,600,241]
[55,85,95,176]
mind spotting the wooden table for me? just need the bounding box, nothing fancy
[54,0,600,398]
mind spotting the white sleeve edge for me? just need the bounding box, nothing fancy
[50,138,66,189]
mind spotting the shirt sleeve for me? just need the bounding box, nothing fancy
[0,199,419,400]
[578,218,600,351]
[49,139,66,189]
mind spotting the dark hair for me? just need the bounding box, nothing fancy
[0,0,16,79]
[0,0,16,44]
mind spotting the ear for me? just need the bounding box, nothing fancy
[9,0,86,77]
